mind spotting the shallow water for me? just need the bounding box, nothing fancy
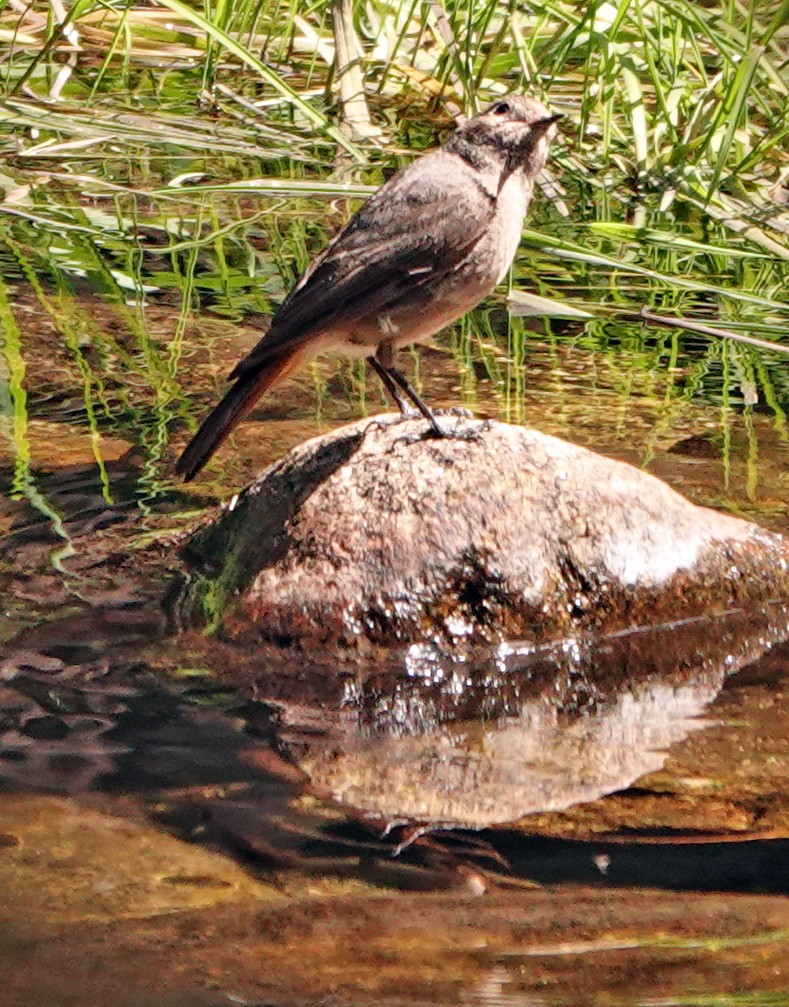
[1,160,789,1004]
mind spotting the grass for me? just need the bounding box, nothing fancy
[0,0,787,514]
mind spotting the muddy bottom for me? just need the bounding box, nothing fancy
[4,872,789,1006]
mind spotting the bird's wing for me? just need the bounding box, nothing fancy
[230,151,497,378]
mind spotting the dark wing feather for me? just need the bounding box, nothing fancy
[231,151,496,378]
[176,346,307,481]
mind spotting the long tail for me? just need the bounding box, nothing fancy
[176,347,306,481]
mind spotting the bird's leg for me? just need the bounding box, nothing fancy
[386,365,448,437]
[371,343,447,438]
[367,354,412,415]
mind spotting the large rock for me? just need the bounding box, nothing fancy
[174,416,789,650]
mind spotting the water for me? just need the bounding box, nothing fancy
[1,144,789,1005]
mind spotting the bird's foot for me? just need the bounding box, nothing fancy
[423,412,491,442]
[386,415,490,447]
[435,406,475,421]
[366,410,490,444]
[364,409,420,435]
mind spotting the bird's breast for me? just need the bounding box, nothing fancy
[489,173,533,284]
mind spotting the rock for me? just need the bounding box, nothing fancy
[174,416,789,650]
[0,794,279,924]
[0,420,132,467]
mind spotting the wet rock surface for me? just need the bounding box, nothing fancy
[175,415,789,649]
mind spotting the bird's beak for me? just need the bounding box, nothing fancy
[533,113,564,129]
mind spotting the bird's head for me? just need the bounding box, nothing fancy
[446,95,562,177]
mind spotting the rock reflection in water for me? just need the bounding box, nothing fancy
[266,605,789,829]
[2,600,788,871]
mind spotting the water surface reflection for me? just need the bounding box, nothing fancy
[2,597,788,874]
[242,605,789,830]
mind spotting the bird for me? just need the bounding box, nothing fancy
[176,94,562,481]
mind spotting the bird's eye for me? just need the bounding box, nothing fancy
[491,101,511,115]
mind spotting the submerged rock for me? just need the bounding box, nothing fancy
[174,416,789,650]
